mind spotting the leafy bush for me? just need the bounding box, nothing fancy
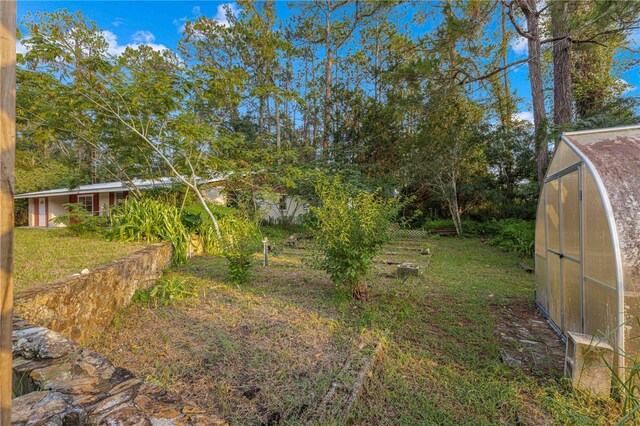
[108,197,190,264]
[488,219,535,256]
[308,176,398,300]
[217,216,262,285]
[52,202,108,236]
[132,276,198,306]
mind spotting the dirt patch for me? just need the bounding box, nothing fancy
[491,299,565,377]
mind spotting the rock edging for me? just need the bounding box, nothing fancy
[15,243,172,343]
[12,316,225,425]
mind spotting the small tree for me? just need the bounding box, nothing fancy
[218,216,262,285]
[309,176,397,300]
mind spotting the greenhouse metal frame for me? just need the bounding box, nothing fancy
[535,125,640,371]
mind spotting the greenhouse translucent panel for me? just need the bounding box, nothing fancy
[535,254,548,311]
[548,254,562,327]
[561,170,580,260]
[563,259,582,333]
[547,141,580,176]
[545,180,560,252]
[584,278,616,338]
[583,169,615,288]
[535,194,546,256]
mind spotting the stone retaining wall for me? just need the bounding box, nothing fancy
[12,316,225,425]
[15,243,172,343]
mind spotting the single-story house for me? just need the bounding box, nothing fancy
[15,177,307,228]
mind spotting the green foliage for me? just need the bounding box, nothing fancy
[488,219,535,256]
[132,277,198,307]
[182,203,238,227]
[421,218,534,256]
[308,176,398,299]
[108,197,190,264]
[217,216,263,285]
[51,203,108,236]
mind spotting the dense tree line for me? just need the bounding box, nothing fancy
[15,1,640,232]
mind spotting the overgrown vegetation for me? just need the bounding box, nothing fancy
[89,234,622,424]
[308,177,398,299]
[51,202,108,236]
[132,277,198,307]
[422,218,535,257]
[217,216,262,285]
[108,197,192,264]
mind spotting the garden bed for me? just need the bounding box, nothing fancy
[88,235,620,424]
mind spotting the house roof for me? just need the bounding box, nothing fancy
[15,176,223,199]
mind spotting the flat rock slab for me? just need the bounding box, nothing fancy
[491,301,565,377]
[11,316,227,425]
[397,263,420,278]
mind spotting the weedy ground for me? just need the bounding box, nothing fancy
[14,228,145,293]
[88,233,621,425]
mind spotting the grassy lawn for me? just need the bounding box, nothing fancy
[14,228,146,293]
[88,233,620,425]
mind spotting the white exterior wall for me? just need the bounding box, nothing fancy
[99,193,110,215]
[204,186,227,205]
[260,196,308,224]
[27,198,35,227]
[48,195,70,228]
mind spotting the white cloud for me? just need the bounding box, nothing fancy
[510,36,528,56]
[174,2,240,33]
[112,18,126,28]
[16,40,27,55]
[619,78,636,94]
[173,17,188,34]
[513,111,534,123]
[213,3,240,27]
[131,30,155,44]
[102,30,168,56]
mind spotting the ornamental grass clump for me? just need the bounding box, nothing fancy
[308,176,398,300]
[108,197,191,264]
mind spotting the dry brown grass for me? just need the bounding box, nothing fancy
[88,251,376,425]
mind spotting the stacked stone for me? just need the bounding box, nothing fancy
[12,317,226,425]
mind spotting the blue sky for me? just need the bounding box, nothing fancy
[16,1,640,122]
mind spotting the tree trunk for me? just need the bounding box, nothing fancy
[274,95,281,149]
[552,0,572,128]
[323,4,332,156]
[518,0,548,185]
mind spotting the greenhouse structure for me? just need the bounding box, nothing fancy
[535,125,640,371]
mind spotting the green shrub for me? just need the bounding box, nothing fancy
[217,216,262,285]
[51,202,108,236]
[108,197,190,264]
[132,276,198,306]
[488,219,535,256]
[308,176,398,300]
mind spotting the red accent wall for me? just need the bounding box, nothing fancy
[33,198,49,227]
[69,194,78,224]
[109,192,115,207]
[93,193,100,216]
[123,191,129,199]
[33,198,39,227]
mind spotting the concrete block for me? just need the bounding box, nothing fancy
[565,332,613,397]
[397,263,419,278]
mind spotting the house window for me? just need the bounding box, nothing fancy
[279,196,287,211]
[115,192,125,204]
[78,195,93,213]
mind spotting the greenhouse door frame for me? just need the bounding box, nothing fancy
[544,163,584,335]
